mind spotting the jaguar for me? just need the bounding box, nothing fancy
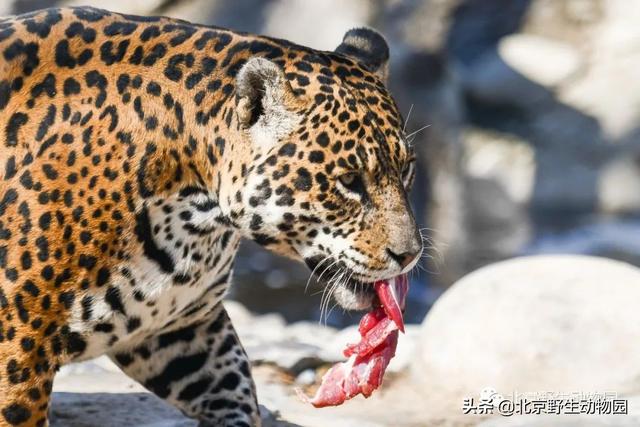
[0,7,422,426]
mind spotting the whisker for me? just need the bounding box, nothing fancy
[319,267,343,325]
[327,267,359,322]
[325,277,343,325]
[304,255,332,294]
[406,124,431,140]
[326,301,340,322]
[410,228,443,274]
[317,259,340,283]
[324,271,345,324]
[311,258,342,303]
[403,104,414,133]
[418,228,444,265]
[326,279,345,322]
[346,269,356,288]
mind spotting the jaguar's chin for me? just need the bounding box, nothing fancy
[333,279,377,310]
[304,256,379,310]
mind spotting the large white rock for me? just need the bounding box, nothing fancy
[498,34,582,88]
[263,0,372,51]
[460,33,582,108]
[412,255,640,417]
[64,0,167,15]
[598,155,640,214]
[559,0,640,138]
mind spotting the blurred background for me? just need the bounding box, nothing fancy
[8,0,640,327]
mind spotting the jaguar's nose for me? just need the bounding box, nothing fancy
[386,247,420,270]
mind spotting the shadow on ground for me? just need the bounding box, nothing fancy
[51,392,302,427]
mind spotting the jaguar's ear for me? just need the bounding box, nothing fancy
[236,58,302,149]
[236,57,299,129]
[335,28,390,82]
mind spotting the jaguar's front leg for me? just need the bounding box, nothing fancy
[109,304,260,427]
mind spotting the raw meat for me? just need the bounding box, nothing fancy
[297,275,409,407]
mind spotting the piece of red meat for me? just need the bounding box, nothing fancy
[297,275,408,408]
[343,316,396,358]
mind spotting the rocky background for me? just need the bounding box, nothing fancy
[7,0,640,426]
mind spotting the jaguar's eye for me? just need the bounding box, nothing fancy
[338,172,365,194]
[401,162,414,188]
[339,173,356,186]
[401,165,410,181]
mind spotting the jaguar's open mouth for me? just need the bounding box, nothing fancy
[303,256,410,330]
[304,257,381,311]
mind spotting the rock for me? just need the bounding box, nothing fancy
[558,1,640,137]
[239,311,287,343]
[0,2,12,15]
[477,414,640,427]
[63,0,167,16]
[525,219,640,267]
[55,356,146,394]
[476,393,640,427]
[236,314,340,374]
[284,321,339,349]
[461,129,533,272]
[50,391,303,427]
[51,392,196,427]
[458,48,552,107]
[463,129,535,205]
[498,34,582,88]
[463,176,530,273]
[247,340,327,375]
[52,359,311,426]
[412,255,640,418]
[321,324,359,361]
[598,154,640,214]
[262,0,372,50]
[294,369,316,386]
[225,299,256,329]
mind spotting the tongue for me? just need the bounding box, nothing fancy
[297,274,409,408]
[374,274,408,332]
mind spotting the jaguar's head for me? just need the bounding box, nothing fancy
[225,28,422,310]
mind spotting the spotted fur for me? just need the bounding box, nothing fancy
[0,7,421,427]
